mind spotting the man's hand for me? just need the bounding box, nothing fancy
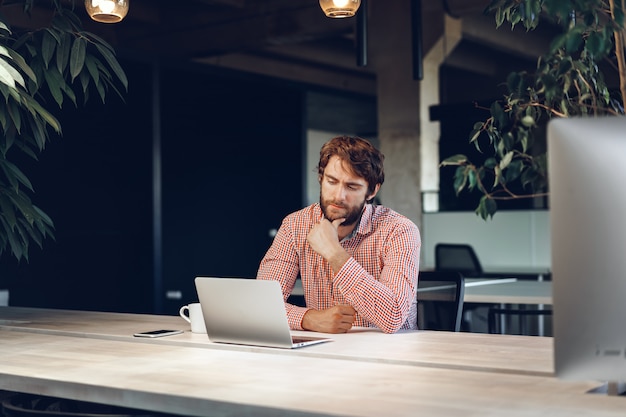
[301,305,356,333]
[307,218,350,272]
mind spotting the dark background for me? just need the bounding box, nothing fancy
[0,58,304,315]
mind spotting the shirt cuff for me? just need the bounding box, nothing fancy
[288,305,310,331]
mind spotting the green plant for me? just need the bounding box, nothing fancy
[441,0,626,219]
[0,0,127,260]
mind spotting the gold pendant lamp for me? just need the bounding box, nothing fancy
[319,0,361,18]
[85,0,129,23]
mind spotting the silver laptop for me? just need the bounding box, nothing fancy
[194,277,332,349]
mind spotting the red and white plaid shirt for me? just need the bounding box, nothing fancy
[257,203,420,333]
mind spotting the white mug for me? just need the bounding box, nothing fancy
[179,302,206,334]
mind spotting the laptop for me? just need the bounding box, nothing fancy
[194,277,332,349]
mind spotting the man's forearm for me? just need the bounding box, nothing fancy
[327,249,351,276]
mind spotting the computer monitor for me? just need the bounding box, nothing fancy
[548,116,626,393]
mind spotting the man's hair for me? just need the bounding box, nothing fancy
[317,135,385,196]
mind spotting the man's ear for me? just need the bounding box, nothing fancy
[366,183,381,202]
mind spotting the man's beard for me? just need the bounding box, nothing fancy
[320,196,366,227]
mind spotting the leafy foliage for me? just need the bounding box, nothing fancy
[0,0,127,261]
[441,0,626,219]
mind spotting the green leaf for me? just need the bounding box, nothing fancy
[585,30,605,57]
[60,79,77,107]
[7,100,22,134]
[43,68,65,107]
[19,217,42,248]
[440,154,468,166]
[7,49,37,84]
[2,159,34,191]
[502,131,515,150]
[0,193,17,228]
[42,30,58,69]
[453,166,469,195]
[468,168,478,190]
[70,37,86,82]
[484,157,497,169]
[505,159,523,182]
[499,151,514,170]
[490,101,507,129]
[94,43,128,89]
[84,55,100,86]
[25,96,62,133]
[565,30,583,53]
[476,196,497,220]
[0,59,17,89]
[56,32,72,75]
[469,127,482,144]
[32,204,54,229]
[0,20,11,35]
[493,164,503,189]
[95,79,106,102]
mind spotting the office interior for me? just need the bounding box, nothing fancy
[0,0,556,316]
[1,2,626,416]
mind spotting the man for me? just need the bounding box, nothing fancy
[257,136,420,334]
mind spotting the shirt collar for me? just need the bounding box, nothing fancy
[341,204,374,242]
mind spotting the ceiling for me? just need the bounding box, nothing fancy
[2,0,557,133]
[78,0,553,95]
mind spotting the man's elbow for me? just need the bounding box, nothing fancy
[378,317,405,334]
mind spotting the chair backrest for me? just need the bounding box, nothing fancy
[417,270,465,332]
[435,243,483,276]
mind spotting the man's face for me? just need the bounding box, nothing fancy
[319,156,376,226]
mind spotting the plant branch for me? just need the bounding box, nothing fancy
[610,0,626,106]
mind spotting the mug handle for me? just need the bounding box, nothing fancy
[179,305,191,323]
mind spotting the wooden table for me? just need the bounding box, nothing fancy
[0,306,553,376]
[0,307,623,417]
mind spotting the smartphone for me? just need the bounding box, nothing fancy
[133,329,184,338]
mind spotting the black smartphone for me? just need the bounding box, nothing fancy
[133,329,184,338]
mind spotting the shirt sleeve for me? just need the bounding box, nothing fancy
[333,221,420,333]
[256,218,310,330]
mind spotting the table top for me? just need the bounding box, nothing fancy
[0,306,552,376]
[0,306,622,417]
[481,266,551,278]
[464,278,552,305]
[2,329,623,417]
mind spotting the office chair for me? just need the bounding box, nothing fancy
[417,271,465,332]
[435,243,483,277]
[435,243,487,332]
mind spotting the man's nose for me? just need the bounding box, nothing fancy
[332,185,347,201]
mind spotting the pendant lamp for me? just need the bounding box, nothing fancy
[85,0,129,23]
[319,0,361,18]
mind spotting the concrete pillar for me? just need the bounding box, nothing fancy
[369,1,454,230]
[420,15,462,213]
[369,0,422,227]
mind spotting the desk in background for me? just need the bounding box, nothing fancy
[481,266,551,281]
[291,276,552,334]
[292,274,552,305]
[463,278,552,336]
[464,278,552,305]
